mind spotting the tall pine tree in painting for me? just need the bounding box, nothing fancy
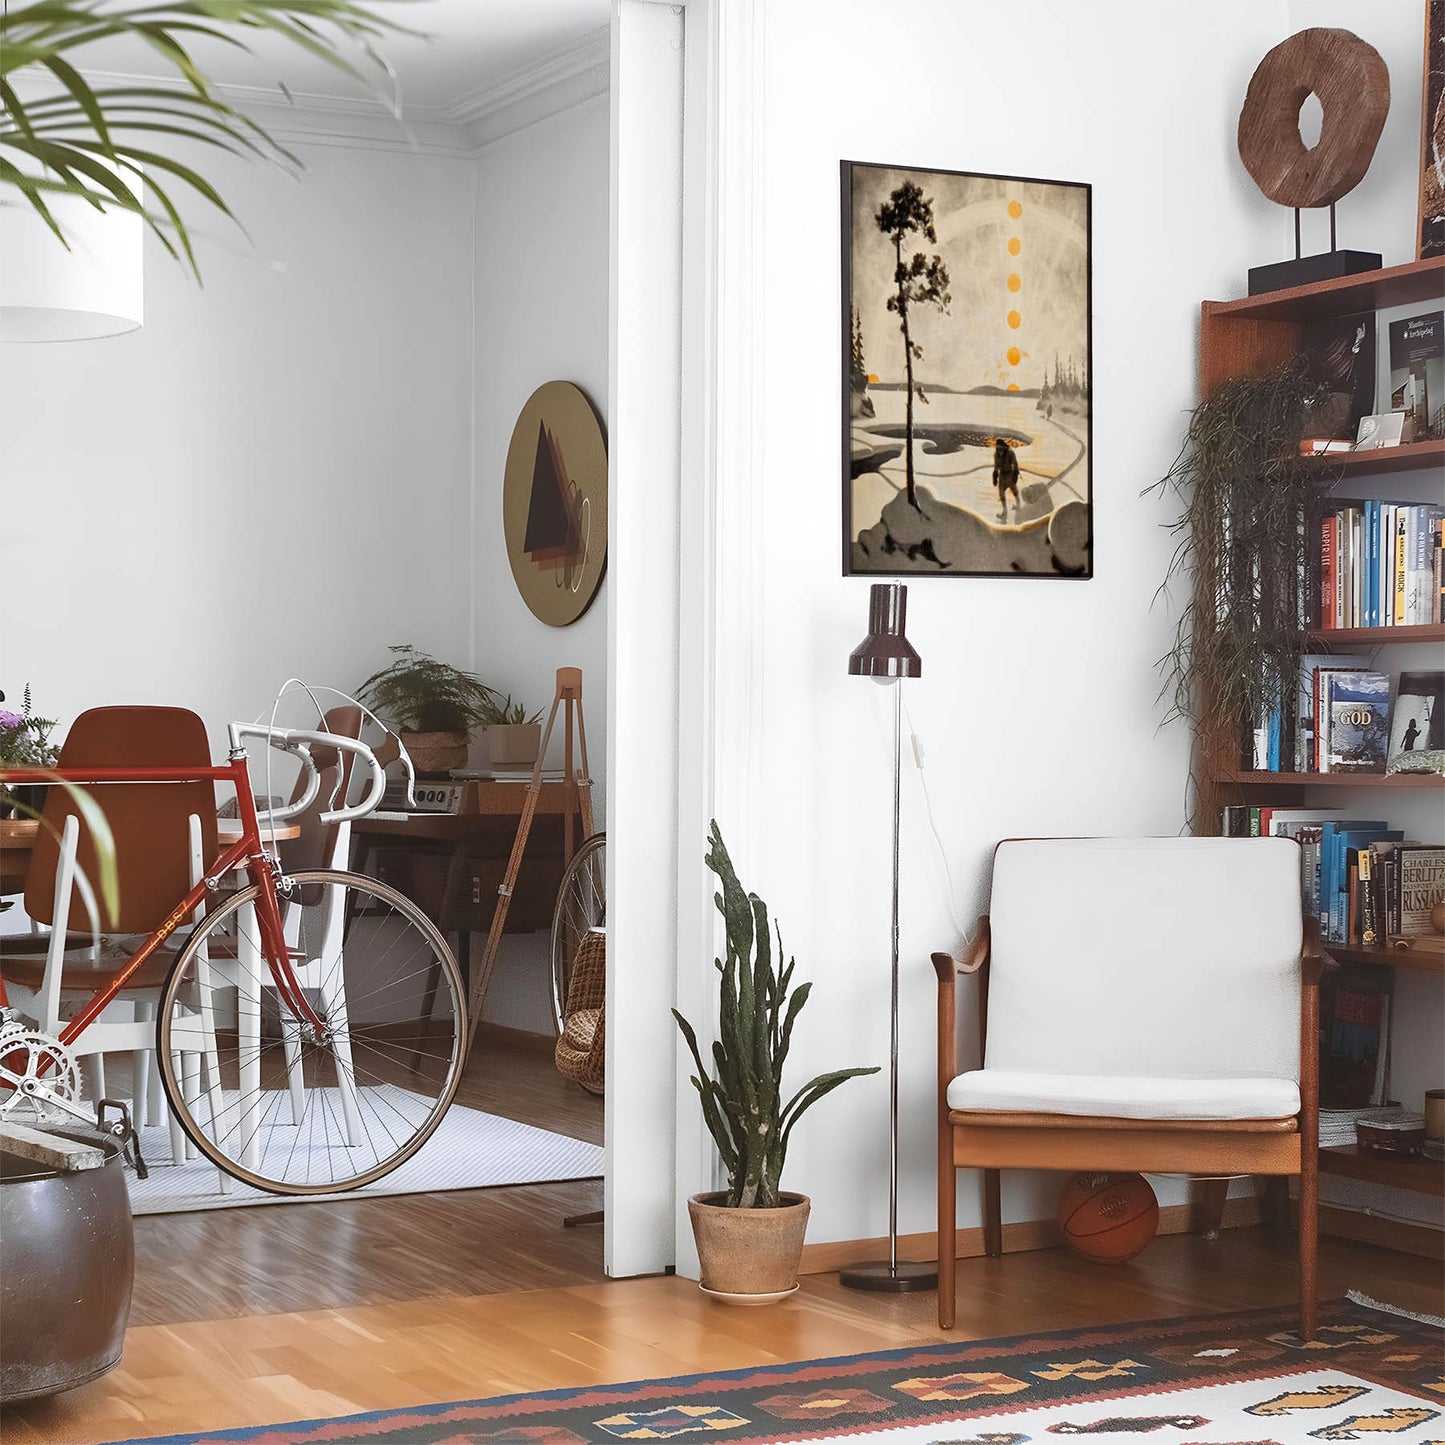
[875,181,950,509]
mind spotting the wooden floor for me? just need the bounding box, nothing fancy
[131,1026,606,1325]
[5,1039,1444,1443]
[5,1230,1442,1445]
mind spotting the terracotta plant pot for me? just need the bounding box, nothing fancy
[687,1191,810,1302]
[401,730,469,778]
[486,723,542,769]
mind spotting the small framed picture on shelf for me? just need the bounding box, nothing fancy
[1355,412,1407,450]
[1387,671,1444,768]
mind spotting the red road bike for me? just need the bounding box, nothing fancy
[0,722,466,1194]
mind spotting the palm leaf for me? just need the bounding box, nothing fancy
[0,0,415,278]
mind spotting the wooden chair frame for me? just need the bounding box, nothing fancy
[932,914,1323,1338]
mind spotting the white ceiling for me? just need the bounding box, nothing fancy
[77,0,611,118]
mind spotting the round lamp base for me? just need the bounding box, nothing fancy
[837,1259,938,1293]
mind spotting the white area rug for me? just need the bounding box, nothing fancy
[125,1101,603,1214]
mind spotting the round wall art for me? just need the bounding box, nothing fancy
[502,380,608,627]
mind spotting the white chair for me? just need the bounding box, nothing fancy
[932,836,1321,1338]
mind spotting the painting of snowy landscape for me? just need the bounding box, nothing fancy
[843,161,1093,578]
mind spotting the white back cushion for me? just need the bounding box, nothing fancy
[985,838,1302,1082]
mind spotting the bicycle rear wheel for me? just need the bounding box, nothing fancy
[550,832,606,1034]
[157,868,466,1194]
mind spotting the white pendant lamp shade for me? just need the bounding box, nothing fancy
[0,174,143,342]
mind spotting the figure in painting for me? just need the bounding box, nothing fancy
[992,438,1020,518]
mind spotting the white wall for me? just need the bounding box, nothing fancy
[469,94,612,1033]
[0,143,475,742]
[691,0,1316,1250]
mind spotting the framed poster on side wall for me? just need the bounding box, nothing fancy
[842,160,1092,580]
[1421,0,1445,259]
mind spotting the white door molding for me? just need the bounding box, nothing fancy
[606,0,767,1278]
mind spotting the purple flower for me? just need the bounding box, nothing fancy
[0,711,25,730]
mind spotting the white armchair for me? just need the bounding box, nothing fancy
[933,836,1321,1337]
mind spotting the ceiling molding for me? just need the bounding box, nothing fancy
[442,25,610,127]
[20,26,612,158]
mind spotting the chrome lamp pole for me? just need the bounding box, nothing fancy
[839,582,937,1293]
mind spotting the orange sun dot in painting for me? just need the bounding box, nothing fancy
[1007,236,1021,255]
[1008,200,1022,219]
[1007,346,1022,366]
[1007,273,1022,292]
[1007,383,1021,392]
[1006,310,1021,329]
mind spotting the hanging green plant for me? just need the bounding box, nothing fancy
[1146,359,1335,812]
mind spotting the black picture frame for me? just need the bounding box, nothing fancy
[842,159,1094,579]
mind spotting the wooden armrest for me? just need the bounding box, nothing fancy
[1300,916,1332,987]
[932,916,991,982]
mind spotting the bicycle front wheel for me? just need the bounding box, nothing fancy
[157,869,467,1194]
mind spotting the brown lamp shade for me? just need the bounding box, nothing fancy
[848,582,922,680]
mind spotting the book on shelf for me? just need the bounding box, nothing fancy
[1313,501,1444,629]
[1304,311,1377,442]
[1397,844,1445,935]
[1319,966,1393,1109]
[1386,671,1444,767]
[1388,311,1443,442]
[1296,653,1368,773]
[1319,1103,1402,1148]
[1320,671,1391,774]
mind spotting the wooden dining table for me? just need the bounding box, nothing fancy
[0,816,300,898]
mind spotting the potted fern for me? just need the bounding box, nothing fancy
[673,823,878,1302]
[357,646,496,777]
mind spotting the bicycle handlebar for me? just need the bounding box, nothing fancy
[226,723,396,826]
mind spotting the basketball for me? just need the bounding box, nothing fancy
[1056,1172,1159,1264]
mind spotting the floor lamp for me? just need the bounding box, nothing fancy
[840,582,937,1293]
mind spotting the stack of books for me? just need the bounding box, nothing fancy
[1244,666,1443,777]
[1320,1104,1401,1147]
[1315,502,1444,630]
[1220,808,1444,949]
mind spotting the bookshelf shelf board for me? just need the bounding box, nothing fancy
[1204,256,1445,323]
[1323,943,1445,976]
[1318,1144,1445,1197]
[1212,770,1445,789]
[1308,438,1445,479]
[1306,623,1445,645]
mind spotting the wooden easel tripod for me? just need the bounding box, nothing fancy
[465,667,594,1053]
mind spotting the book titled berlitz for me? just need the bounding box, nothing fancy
[1396,845,1445,935]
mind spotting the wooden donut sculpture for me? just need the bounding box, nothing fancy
[1238,28,1390,209]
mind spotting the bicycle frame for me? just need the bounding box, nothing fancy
[0,751,326,1045]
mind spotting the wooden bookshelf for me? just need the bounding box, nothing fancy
[1194,262,1445,1241]
[1319,1145,1445,1197]
[1206,256,1445,324]
[1200,257,1445,394]
[1309,437,1445,479]
[1306,623,1445,646]
[1212,770,1445,789]
[1323,942,1445,976]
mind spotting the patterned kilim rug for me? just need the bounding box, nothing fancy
[106,1294,1442,1445]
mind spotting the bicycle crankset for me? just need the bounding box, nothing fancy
[0,1024,88,1126]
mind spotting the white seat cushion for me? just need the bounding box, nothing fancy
[947,1069,1300,1121]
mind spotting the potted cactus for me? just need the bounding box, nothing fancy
[673,823,878,1303]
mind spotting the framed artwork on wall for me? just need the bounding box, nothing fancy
[1421,0,1445,259]
[842,160,1093,579]
[502,380,608,627]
